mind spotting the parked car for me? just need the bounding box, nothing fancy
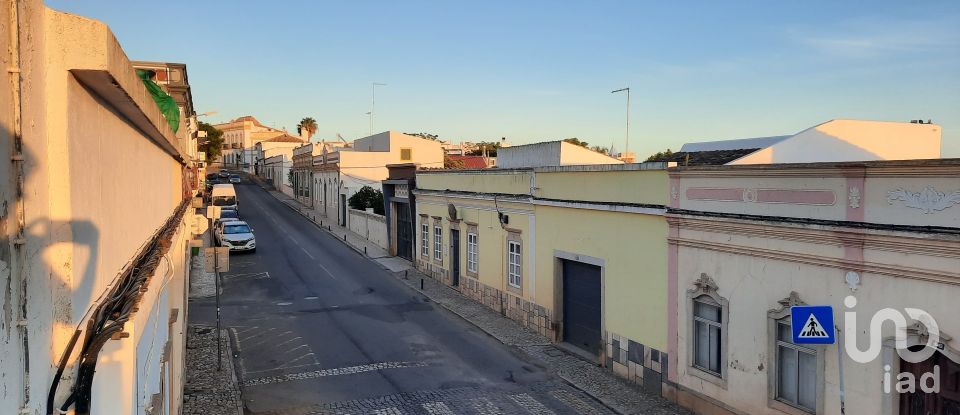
[229,174,241,184]
[214,218,243,245]
[218,170,230,178]
[217,220,256,252]
[214,208,240,228]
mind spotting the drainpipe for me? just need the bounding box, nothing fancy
[7,0,32,412]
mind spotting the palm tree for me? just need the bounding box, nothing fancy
[297,117,318,141]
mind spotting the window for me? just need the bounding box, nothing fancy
[467,232,478,273]
[686,273,728,385]
[434,225,442,260]
[508,241,521,288]
[768,291,821,415]
[775,319,817,412]
[420,223,429,257]
[400,148,412,161]
[693,298,722,375]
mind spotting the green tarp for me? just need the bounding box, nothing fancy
[136,69,180,133]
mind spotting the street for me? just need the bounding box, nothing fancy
[189,181,617,415]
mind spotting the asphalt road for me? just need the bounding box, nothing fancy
[189,181,616,415]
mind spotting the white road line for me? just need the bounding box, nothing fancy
[422,402,455,415]
[242,361,323,375]
[239,327,277,342]
[471,398,504,415]
[274,336,303,349]
[242,361,429,387]
[509,393,555,415]
[281,352,316,367]
[244,330,292,349]
[300,246,315,259]
[283,344,309,354]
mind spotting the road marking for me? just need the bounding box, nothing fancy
[304,296,318,300]
[470,398,504,415]
[274,336,303,348]
[242,361,429,387]
[242,361,323,375]
[509,393,555,415]
[281,352,316,367]
[239,327,276,342]
[276,302,293,306]
[284,344,309,354]
[244,330,292,349]
[314,260,338,280]
[300,246,315,259]
[422,402,455,415]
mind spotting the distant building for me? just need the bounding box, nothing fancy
[309,131,444,227]
[665,119,942,166]
[214,115,299,172]
[253,134,307,178]
[496,140,623,169]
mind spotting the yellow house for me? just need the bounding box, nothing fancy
[413,163,670,390]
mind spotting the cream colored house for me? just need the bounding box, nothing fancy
[414,163,672,392]
[1,2,198,414]
[667,159,960,415]
[214,115,293,171]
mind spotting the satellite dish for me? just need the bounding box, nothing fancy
[447,204,458,221]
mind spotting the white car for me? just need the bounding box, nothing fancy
[216,220,256,252]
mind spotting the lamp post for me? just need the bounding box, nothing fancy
[611,87,630,157]
[370,82,386,135]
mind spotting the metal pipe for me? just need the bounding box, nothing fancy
[7,0,31,411]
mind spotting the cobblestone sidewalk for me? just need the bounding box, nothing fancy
[182,325,243,415]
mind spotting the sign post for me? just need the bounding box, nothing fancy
[204,206,226,370]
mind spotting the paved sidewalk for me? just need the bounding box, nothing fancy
[184,252,243,415]
[249,174,689,415]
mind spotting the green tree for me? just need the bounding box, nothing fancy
[466,141,501,157]
[198,121,224,163]
[563,137,589,147]
[405,132,440,141]
[645,148,674,162]
[591,145,609,155]
[297,117,318,140]
[348,186,385,215]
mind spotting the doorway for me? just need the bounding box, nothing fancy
[450,229,460,287]
[561,259,602,356]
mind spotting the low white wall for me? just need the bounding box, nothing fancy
[347,209,388,250]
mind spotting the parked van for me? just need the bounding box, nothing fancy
[211,184,238,212]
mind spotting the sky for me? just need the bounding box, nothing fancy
[47,0,960,158]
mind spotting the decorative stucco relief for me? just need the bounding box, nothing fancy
[887,186,960,214]
[848,187,861,209]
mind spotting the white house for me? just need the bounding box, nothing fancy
[311,131,444,226]
[496,140,624,169]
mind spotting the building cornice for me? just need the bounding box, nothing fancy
[668,216,960,258]
[667,208,960,236]
[670,237,960,286]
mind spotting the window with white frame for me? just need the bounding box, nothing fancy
[420,222,429,257]
[434,225,442,260]
[693,297,723,375]
[775,318,817,412]
[467,232,478,273]
[507,240,521,288]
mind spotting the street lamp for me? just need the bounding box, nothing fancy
[611,87,630,158]
[370,82,386,135]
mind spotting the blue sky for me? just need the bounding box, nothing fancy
[48,1,960,158]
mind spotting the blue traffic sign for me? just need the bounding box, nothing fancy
[790,305,835,344]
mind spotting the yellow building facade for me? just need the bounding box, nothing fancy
[414,164,671,390]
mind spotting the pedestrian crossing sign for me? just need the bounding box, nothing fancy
[790,305,835,344]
